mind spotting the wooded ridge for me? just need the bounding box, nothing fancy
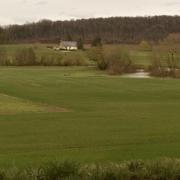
[0,16,180,44]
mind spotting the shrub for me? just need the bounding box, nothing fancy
[14,48,36,66]
[149,54,167,77]
[91,36,102,47]
[77,39,84,50]
[39,55,63,66]
[0,47,89,67]
[150,50,180,78]
[0,50,9,66]
[62,52,88,66]
[106,48,135,75]
[86,47,103,62]
[139,40,152,51]
[39,55,50,66]
[162,33,180,45]
[96,47,136,74]
[96,47,108,70]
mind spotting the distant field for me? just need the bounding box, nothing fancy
[0,66,180,166]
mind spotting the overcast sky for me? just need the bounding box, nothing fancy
[0,0,180,25]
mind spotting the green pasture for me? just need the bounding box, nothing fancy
[0,66,180,166]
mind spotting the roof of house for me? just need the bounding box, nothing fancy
[60,41,77,47]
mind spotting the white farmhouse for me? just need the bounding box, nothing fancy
[59,41,78,51]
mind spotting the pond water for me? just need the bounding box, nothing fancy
[121,70,151,79]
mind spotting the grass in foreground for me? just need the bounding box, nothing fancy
[0,67,180,166]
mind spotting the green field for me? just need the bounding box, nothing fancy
[0,66,180,166]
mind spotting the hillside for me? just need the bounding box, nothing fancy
[1,16,180,44]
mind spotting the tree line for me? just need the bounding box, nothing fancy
[1,16,180,44]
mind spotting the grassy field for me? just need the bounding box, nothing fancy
[0,66,180,166]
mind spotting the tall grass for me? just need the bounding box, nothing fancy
[0,159,180,180]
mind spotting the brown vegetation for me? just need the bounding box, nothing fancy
[0,47,88,66]
[96,47,136,75]
[149,49,180,78]
[14,48,36,66]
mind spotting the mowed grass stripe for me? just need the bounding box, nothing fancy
[0,67,179,166]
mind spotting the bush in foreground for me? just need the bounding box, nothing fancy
[0,158,180,180]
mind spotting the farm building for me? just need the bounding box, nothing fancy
[58,41,78,51]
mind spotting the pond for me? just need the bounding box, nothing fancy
[121,70,151,79]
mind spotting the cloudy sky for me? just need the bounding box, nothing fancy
[0,0,180,25]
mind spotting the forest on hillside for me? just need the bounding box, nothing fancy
[0,16,180,44]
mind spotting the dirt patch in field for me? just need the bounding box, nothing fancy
[0,93,68,115]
